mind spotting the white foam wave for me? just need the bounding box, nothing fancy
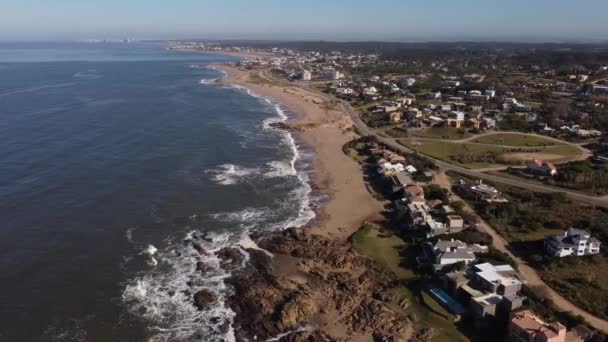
[206,164,260,185]
[123,230,239,342]
[0,82,76,98]
[73,70,103,80]
[123,81,317,341]
[209,207,274,223]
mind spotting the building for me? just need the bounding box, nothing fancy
[544,228,601,258]
[473,263,526,296]
[405,202,448,238]
[301,69,312,81]
[455,179,508,203]
[427,239,488,269]
[443,263,527,320]
[320,68,343,80]
[528,159,557,176]
[389,171,414,193]
[508,310,583,342]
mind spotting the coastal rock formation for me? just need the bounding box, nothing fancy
[193,289,217,310]
[226,228,412,341]
[216,247,244,270]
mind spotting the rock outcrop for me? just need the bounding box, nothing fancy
[226,228,412,341]
[193,289,217,310]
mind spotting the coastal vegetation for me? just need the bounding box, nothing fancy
[400,140,583,169]
[471,133,564,147]
[447,171,608,320]
[493,160,608,196]
[351,224,469,342]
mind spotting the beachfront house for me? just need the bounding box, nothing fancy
[508,310,584,342]
[544,228,601,258]
[443,263,527,320]
[424,239,488,270]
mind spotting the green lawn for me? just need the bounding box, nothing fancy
[411,127,472,140]
[400,140,511,169]
[351,224,469,342]
[400,139,583,170]
[542,145,582,157]
[472,133,564,147]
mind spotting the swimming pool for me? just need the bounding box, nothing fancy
[429,288,467,315]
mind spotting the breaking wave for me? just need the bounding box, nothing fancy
[122,71,316,341]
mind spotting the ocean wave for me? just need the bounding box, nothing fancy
[73,70,103,80]
[197,66,227,85]
[0,82,76,98]
[123,78,317,341]
[206,164,261,185]
[122,230,242,342]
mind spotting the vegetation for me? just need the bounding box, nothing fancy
[410,127,472,140]
[351,224,469,342]
[498,160,608,195]
[448,171,608,320]
[472,133,564,147]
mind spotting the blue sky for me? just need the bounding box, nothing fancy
[2,0,607,42]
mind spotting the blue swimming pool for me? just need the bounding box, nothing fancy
[429,288,467,315]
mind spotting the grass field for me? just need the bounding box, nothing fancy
[400,140,512,169]
[401,140,583,169]
[410,127,472,140]
[472,133,564,147]
[351,224,468,342]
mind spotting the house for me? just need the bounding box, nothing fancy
[301,69,312,81]
[544,228,601,257]
[390,171,414,193]
[447,215,464,230]
[485,89,496,98]
[427,239,488,269]
[473,263,526,296]
[403,184,425,202]
[378,162,405,176]
[443,263,527,319]
[389,111,402,123]
[456,180,509,203]
[528,159,557,176]
[508,310,584,342]
[405,202,447,238]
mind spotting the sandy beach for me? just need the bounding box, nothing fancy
[213,64,406,341]
[215,64,386,242]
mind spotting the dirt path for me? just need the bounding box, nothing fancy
[434,172,608,333]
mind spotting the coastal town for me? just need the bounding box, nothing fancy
[173,41,608,341]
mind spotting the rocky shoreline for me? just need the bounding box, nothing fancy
[223,228,412,341]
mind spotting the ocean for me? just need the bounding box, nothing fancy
[0,42,315,341]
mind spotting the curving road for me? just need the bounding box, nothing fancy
[336,100,608,209]
[255,69,608,332]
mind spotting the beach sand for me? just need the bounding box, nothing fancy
[215,64,386,242]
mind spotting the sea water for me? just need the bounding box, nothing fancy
[0,42,316,341]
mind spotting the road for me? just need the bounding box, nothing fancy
[336,100,608,209]
[257,70,608,332]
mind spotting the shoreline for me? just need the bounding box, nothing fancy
[209,63,399,340]
[213,63,386,241]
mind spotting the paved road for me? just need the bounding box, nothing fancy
[336,100,608,209]
[269,72,608,332]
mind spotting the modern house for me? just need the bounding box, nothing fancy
[426,239,488,269]
[508,310,583,342]
[544,228,601,258]
[443,263,527,320]
[455,179,509,203]
[528,159,557,176]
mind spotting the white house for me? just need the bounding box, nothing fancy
[545,228,601,257]
[430,239,488,267]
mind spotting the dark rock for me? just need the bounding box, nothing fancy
[194,289,217,310]
[216,247,243,270]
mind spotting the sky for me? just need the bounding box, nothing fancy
[1,0,607,42]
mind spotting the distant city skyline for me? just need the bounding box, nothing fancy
[2,0,608,42]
